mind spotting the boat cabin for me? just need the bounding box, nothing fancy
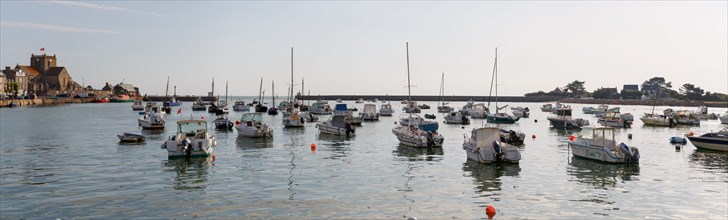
[575,126,616,150]
[469,127,501,148]
[177,120,209,140]
[330,115,347,128]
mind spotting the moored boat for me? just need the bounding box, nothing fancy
[360,104,379,121]
[309,100,331,115]
[567,126,640,163]
[235,113,273,138]
[540,103,553,112]
[379,103,394,116]
[131,100,144,110]
[138,104,165,130]
[111,94,134,102]
[334,103,362,125]
[191,97,207,111]
[463,127,521,164]
[547,106,590,129]
[686,128,728,151]
[117,133,145,142]
[161,119,216,158]
[720,112,728,124]
[316,115,355,136]
[233,100,250,111]
[444,112,470,124]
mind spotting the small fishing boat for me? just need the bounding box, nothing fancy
[233,100,250,111]
[360,104,379,121]
[597,107,633,128]
[500,129,525,144]
[424,113,436,119]
[336,99,342,103]
[469,103,489,118]
[593,104,609,117]
[379,103,394,116]
[92,97,110,103]
[720,111,728,124]
[582,106,596,114]
[511,106,530,118]
[672,110,700,126]
[138,105,165,130]
[686,128,728,151]
[235,113,273,138]
[437,73,454,113]
[567,126,640,163]
[191,97,207,111]
[403,100,421,113]
[298,111,319,122]
[690,106,718,120]
[309,100,330,115]
[444,112,470,124]
[547,107,590,129]
[463,127,521,164]
[355,98,364,103]
[334,103,362,125]
[487,112,520,124]
[399,114,439,132]
[669,136,687,143]
[540,103,553,112]
[640,113,676,127]
[418,104,431,109]
[213,115,234,130]
[161,119,216,158]
[459,99,475,116]
[117,133,145,142]
[132,100,144,110]
[392,123,444,148]
[316,115,355,136]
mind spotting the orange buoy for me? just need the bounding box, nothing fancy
[311,143,317,151]
[688,131,694,136]
[532,134,536,139]
[211,155,216,160]
[485,205,496,219]
[569,135,576,141]
[201,116,205,119]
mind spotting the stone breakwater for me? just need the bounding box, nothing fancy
[0,98,94,107]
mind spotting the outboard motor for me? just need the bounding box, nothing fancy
[492,141,505,163]
[620,143,638,163]
[345,123,354,137]
[426,131,435,148]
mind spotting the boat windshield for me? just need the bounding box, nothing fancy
[241,113,261,122]
[578,129,594,139]
[178,121,207,134]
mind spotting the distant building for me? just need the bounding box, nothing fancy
[114,83,139,96]
[3,53,82,96]
[1,66,31,96]
[0,72,6,97]
[622,84,639,91]
[102,82,113,91]
[642,84,660,99]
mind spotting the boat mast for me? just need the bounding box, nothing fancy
[272,81,275,106]
[301,78,305,105]
[165,76,170,100]
[225,80,228,105]
[290,47,294,103]
[495,48,499,113]
[406,42,412,112]
[258,78,263,103]
[439,72,444,107]
[487,50,496,110]
[211,77,215,102]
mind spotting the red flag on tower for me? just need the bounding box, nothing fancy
[40,48,45,52]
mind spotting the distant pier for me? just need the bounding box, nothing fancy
[296,95,561,102]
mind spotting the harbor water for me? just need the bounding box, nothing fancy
[1,100,726,219]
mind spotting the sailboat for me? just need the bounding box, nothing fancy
[161,77,172,114]
[391,42,444,148]
[214,81,233,130]
[437,72,454,113]
[169,85,181,106]
[282,47,305,127]
[254,78,268,113]
[267,81,279,115]
[207,78,220,113]
[640,87,676,127]
[486,48,519,124]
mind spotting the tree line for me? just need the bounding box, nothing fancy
[524,77,727,101]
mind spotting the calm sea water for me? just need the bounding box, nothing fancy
[1,100,726,219]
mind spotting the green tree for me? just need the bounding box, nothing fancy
[680,83,704,100]
[641,77,672,91]
[4,82,19,99]
[592,87,618,99]
[563,80,586,95]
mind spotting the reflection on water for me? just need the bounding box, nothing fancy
[567,156,640,189]
[689,149,728,174]
[549,127,579,138]
[163,157,213,191]
[235,136,273,149]
[317,133,353,159]
[393,145,443,161]
[462,161,521,196]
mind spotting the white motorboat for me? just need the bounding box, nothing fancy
[597,108,634,128]
[444,112,470,124]
[500,129,525,145]
[463,127,521,164]
[213,115,234,130]
[459,99,475,116]
[392,43,444,148]
[568,126,640,163]
[540,103,553,112]
[511,106,530,118]
[336,99,342,103]
[640,113,676,127]
[672,110,700,125]
[138,104,165,130]
[298,111,319,122]
[582,106,596,114]
[687,128,728,151]
[469,103,489,118]
[334,103,363,125]
[379,103,394,116]
[316,115,355,136]
[232,100,250,111]
[360,104,379,121]
[191,97,207,111]
[593,104,609,117]
[161,119,216,158]
[132,100,144,110]
[547,107,590,129]
[720,111,728,124]
[690,106,719,120]
[392,123,444,148]
[355,98,364,103]
[282,110,306,127]
[235,113,273,138]
[310,100,331,115]
[663,108,676,117]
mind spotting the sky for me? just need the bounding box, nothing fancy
[1,1,726,97]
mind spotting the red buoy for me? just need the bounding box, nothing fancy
[532,134,536,139]
[311,143,317,151]
[569,135,576,141]
[485,205,496,219]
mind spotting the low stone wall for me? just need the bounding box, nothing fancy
[0,97,95,107]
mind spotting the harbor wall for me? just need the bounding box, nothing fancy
[296,95,562,102]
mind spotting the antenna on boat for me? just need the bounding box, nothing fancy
[406,42,412,117]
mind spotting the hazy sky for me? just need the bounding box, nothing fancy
[1,1,726,96]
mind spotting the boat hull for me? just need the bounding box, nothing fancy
[687,136,728,151]
[548,117,589,129]
[568,142,639,163]
[392,126,443,148]
[235,124,273,138]
[487,115,518,124]
[462,143,520,164]
[317,123,353,136]
[283,115,305,127]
